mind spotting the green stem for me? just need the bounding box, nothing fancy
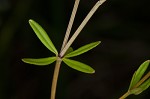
[119,71,150,99]
[119,91,130,99]
[50,57,62,99]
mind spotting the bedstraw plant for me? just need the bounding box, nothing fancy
[22,0,150,99]
[119,60,150,99]
[22,0,106,99]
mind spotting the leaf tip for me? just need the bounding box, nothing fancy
[98,41,101,44]
[29,19,36,26]
[21,58,28,64]
[147,60,150,62]
[22,58,29,64]
[29,19,34,26]
[29,19,33,23]
[21,58,25,62]
[87,68,95,74]
[96,41,101,46]
[92,70,95,73]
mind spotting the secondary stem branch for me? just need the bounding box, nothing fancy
[61,0,80,51]
[50,57,62,99]
[133,71,150,88]
[60,0,106,57]
[50,1,106,99]
[119,71,150,99]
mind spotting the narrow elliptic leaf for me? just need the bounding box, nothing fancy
[22,57,57,66]
[129,60,150,89]
[131,78,150,95]
[130,88,142,95]
[29,19,58,55]
[137,78,150,95]
[64,41,101,58]
[62,58,95,73]
[129,71,136,90]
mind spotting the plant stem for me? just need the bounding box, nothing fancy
[60,0,106,57]
[61,0,80,51]
[133,71,150,88]
[119,71,150,99]
[50,0,106,99]
[119,91,130,99]
[50,57,62,99]
[51,1,80,98]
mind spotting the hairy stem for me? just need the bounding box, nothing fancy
[60,0,106,57]
[50,57,62,99]
[61,0,80,51]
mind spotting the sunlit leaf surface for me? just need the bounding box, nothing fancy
[63,58,95,73]
[22,57,57,66]
[29,19,58,55]
[129,60,150,89]
[64,41,100,58]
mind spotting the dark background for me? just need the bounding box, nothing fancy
[0,0,150,99]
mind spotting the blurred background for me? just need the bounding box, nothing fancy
[0,0,150,99]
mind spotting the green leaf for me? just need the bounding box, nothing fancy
[64,41,101,58]
[130,88,142,95]
[130,78,150,95]
[22,57,57,66]
[129,60,150,89]
[62,58,95,73]
[129,71,137,89]
[137,78,150,95]
[29,19,58,55]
